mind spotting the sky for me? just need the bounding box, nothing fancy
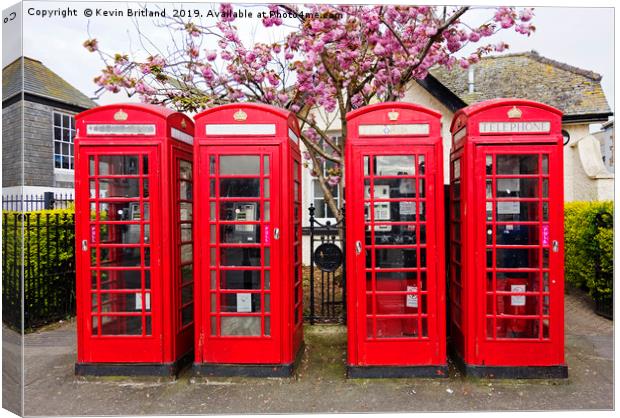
[4,1,615,113]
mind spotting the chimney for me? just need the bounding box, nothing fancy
[468,66,475,93]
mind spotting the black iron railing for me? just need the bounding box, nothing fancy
[2,212,76,329]
[2,192,74,211]
[305,204,346,324]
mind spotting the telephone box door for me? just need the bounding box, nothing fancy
[475,146,564,365]
[352,146,440,365]
[203,147,282,364]
[77,147,162,362]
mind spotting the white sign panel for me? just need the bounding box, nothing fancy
[479,121,551,134]
[87,124,156,136]
[399,201,416,215]
[406,286,418,308]
[237,293,252,312]
[135,293,151,310]
[510,284,526,306]
[171,127,193,144]
[205,124,276,135]
[359,123,430,136]
[453,128,467,143]
[497,201,521,215]
[288,128,299,144]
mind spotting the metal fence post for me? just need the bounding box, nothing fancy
[308,204,316,325]
[43,192,55,210]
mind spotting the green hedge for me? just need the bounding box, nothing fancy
[2,208,76,329]
[564,201,613,302]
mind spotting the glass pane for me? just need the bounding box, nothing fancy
[494,318,540,339]
[180,202,193,221]
[99,292,146,313]
[366,179,417,199]
[98,179,140,198]
[264,156,270,175]
[221,248,261,266]
[374,271,419,289]
[180,181,192,200]
[372,248,418,269]
[486,155,493,175]
[220,178,260,197]
[219,201,259,221]
[220,156,260,175]
[181,224,192,242]
[367,224,417,245]
[179,160,192,180]
[99,269,142,289]
[496,249,540,268]
[182,285,193,305]
[181,244,193,262]
[220,270,261,289]
[99,316,142,335]
[220,224,260,244]
[98,156,139,176]
[496,179,539,198]
[142,155,149,175]
[265,270,270,290]
[263,179,270,198]
[99,223,141,244]
[453,159,461,179]
[496,224,540,245]
[99,247,141,267]
[220,293,260,312]
[210,155,216,174]
[374,156,414,176]
[542,155,549,174]
[496,155,539,175]
[264,202,270,221]
[182,305,193,326]
[374,317,422,338]
[98,202,141,221]
[220,316,261,336]
[181,264,193,284]
[496,201,539,222]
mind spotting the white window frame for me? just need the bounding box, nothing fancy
[53,111,76,172]
[308,135,342,223]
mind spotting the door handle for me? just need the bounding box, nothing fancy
[355,241,362,255]
[552,240,559,253]
[81,240,88,252]
[274,228,280,240]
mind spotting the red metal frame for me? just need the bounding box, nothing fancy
[449,98,566,368]
[75,104,194,366]
[193,103,302,367]
[345,102,446,369]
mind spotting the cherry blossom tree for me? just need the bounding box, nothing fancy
[85,4,535,219]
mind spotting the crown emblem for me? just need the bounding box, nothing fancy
[507,106,522,119]
[233,109,248,121]
[388,110,399,121]
[113,109,128,121]
[181,119,187,128]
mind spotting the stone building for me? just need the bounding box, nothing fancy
[2,56,97,197]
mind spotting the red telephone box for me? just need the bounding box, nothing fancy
[74,104,195,376]
[449,98,568,378]
[345,102,447,377]
[193,103,303,376]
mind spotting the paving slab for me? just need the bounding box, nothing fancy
[18,291,613,415]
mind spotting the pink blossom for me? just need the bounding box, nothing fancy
[519,8,534,22]
[469,32,481,42]
[205,50,217,61]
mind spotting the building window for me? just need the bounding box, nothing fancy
[312,136,341,220]
[54,112,75,170]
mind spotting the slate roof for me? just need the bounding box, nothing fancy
[3,57,96,109]
[428,50,612,119]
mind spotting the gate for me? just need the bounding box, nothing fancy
[306,204,346,324]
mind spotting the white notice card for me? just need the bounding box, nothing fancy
[237,293,252,313]
[510,284,526,306]
[406,285,418,308]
